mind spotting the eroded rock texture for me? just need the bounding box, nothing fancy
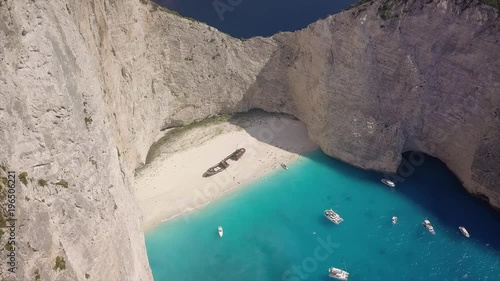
[0,0,498,280]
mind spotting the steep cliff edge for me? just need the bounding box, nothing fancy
[0,0,498,280]
[0,0,155,280]
[0,0,275,279]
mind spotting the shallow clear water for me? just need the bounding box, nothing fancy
[154,0,357,38]
[146,150,500,281]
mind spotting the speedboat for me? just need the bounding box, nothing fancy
[281,163,288,170]
[324,209,344,224]
[392,216,398,224]
[328,267,349,280]
[381,179,396,187]
[422,219,435,235]
[459,226,470,238]
[218,226,223,237]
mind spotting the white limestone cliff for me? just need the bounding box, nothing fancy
[0,0,498,280]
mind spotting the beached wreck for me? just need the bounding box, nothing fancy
[203,148,246,177]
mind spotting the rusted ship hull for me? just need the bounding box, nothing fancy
[203,148,245,177]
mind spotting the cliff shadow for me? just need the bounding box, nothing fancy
[226,109,318,159]
[303,148,500,253]
[225,111,500,256]
[225,104,382,187]
[379,151,500,253]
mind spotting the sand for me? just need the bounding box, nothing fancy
[133,113,317,231]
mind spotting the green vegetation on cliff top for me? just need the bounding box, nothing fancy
[483,0,500,10]
[54,256,66,271]
[139,0,197,21]
[145,114,232,164]
[348,0,498,11]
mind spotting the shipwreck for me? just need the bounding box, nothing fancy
[203,148,246,177]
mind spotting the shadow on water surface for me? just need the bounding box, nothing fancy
[150,0,497,252]
[227,110,500,254]
[393,152,500,252]
[146,145,500,281]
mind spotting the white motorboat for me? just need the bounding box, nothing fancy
[381,179,396,187]
[218,226,223,237]
[324,209,344,224]
[281,163,288,170]
[422,219,435,235]
[328,267,349,280]
[459,226,470,238]
[392,216,398,224]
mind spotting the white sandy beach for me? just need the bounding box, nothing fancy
[133,113,317,231]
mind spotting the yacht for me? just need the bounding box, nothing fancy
[381,179,396,187]
[218,226,223,237]
[422,219,436,235]
[328,267,349,280]
[324,209,344,224]
[459,226,470,238]
[281,163,288,170]
[392,216,398,224]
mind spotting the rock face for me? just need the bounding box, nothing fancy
[0,1,156,280]
[253,0,500,208]
[0,0,498,280]
[276,0,500,207]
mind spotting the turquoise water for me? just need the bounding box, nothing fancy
[146,150,500,281]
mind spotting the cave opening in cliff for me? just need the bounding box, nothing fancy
[150,0,358,38]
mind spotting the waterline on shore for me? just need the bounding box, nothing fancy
[134,112,317,231]
[146,150,500,281]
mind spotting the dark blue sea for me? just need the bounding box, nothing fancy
[153,0,358,38]
[146,150,500,281]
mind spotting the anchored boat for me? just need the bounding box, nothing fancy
[281,163,288,170]
[459,226,470,238]
[328,267,349,280]
[218,226,223,237]
[422,219,436,235]
[329,257,349,281]
[392,216,398,224]
[324,209,344,224]
[381,179,396,187]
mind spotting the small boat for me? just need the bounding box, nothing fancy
[422,219,435,235]
[281,163,288,170]
[381,179,396,187]
[459,226,470,238]
[324,209,344,224]
[218,226,223,237]
[328,267,349,280]
[392,216,398,224]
